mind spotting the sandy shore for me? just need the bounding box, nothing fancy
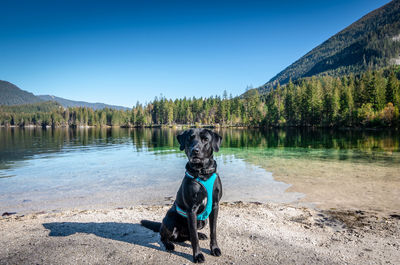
[1,202,399,264]
[240,153,400,213]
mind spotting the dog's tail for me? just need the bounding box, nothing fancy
[140,220,161,232]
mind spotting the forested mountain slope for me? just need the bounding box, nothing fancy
[259,0,400,92]
[0,80,43,105]
[0,80,128,110]
[38,95,129,110]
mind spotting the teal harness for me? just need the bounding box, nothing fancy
[175,172,218,221]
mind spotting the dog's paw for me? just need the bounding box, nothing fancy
[193,253,205,263]
[163,241,175,251]
[211,247,222,257]
[198,232,208,240]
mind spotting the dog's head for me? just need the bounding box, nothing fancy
[177,128,222,166]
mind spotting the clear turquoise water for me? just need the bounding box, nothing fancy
[0,127,399,214]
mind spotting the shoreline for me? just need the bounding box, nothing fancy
[1,124,399,130]
[1,202,399,264]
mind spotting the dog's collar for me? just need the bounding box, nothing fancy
[185,171,210,179]
[185,171,195,178]
[185,160,217,180]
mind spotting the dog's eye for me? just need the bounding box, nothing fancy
[202,137,209,142]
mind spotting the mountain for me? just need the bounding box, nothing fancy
[0,80,129,110]
[0,100,62,114]
[258,0,400,93]
[38,95,129,110]
[0,80,44,105]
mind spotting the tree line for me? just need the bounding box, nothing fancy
[262,67,400,127]
[1,67,400,128]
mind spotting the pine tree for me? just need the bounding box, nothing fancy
[284,83,294,125]
[386,70,400,107]
[373,71,386,110]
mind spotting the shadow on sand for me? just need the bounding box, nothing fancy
[42,222,210,262]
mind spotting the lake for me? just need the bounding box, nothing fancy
[0,127,399,214]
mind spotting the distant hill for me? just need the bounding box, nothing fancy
[38,95,129,110]
[258,0,400,93]
[0,80,44,105]
[0,100,61,113]
[0,80,129,110]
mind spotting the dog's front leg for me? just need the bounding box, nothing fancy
[188,210,204,263]
[209,203,221,256]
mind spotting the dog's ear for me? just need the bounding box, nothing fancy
[211,131,222,152]
[177,130,189,151]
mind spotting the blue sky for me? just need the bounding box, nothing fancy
[0,0,391,107]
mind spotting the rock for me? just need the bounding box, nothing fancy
[2,212,17,217]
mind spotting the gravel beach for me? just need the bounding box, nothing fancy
[1,202,399,264]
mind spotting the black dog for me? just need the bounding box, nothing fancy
[141,128,223,263]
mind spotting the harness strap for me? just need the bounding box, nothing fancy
[175,172,218,221]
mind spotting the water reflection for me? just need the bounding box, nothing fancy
[1,127,399,172]
[0,127,399,213]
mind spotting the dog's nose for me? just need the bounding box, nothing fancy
[192,148,200,155]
